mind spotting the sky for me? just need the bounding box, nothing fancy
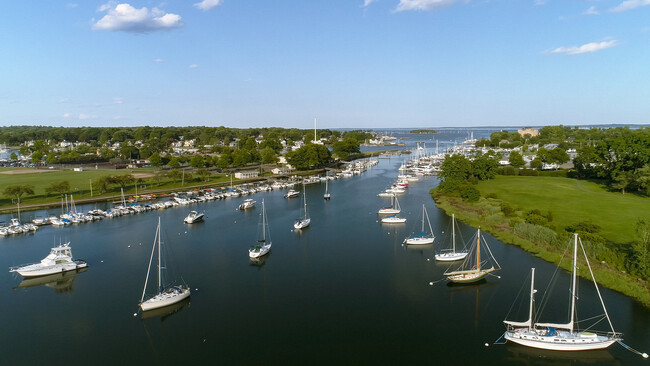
[1,0,649,129]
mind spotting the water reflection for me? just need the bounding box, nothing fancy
[15,267,87,293]
[503,344,617,365]
[249,252,270,268]
[141,297,191,320]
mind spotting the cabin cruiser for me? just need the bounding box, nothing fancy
[9,242,87,277]
[184,211,205,224]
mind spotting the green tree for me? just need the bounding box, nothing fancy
[110,174,135,190]
[10,152,17,161]
[612,171,633,194]
[45,181,70,197]
[168,157,180,168]
[332,138,361,160]
[261,147,277,164]
[471,152,499,180]
[190,155,206,168]
[149,152,163,167]
[285,144,331,170]
[438,154,473,193]
[196,168,211,182]
[167,169,183,182]
[635,165,650,196]
[508,151,526,168]
[3,184,35,221]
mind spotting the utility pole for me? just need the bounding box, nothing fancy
[89,179,93,197]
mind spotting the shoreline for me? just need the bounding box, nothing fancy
[432,193,650,308]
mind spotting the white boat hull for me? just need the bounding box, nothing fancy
[505,330,617,351]
[294,218,311,229]
[404,237,434,245]
[13,261,87,278]
[435,251,469,261]
[378,209,400,215]
[249,244,271,258]
[382,217,406,224]
[140,286,191,312]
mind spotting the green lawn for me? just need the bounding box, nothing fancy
[0,167,231,208]
[476,176,649,244]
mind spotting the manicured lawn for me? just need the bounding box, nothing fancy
[476,176,649,244]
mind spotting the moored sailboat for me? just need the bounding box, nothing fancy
[404,204,435,245]
[502,234,622,351]
[294,183,311,230]
[435,214,468,261]
[249,199,272,258]
[139,218,190,312]
[444,228,500,283]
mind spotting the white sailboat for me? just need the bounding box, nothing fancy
[293,183,310,230]
[323,179,331,200]
[444,228,500,283]
[435,214,468,261]
[503,234,621,351]
[139,218,190,312]
[381,214,406,224]
[404,205,435,245]
[378,195,401,215]
[249,199,272,258]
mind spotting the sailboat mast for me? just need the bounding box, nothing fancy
[141,219,159,304]
[529,268,536,330]
[262,200,266,241]
[452,214,456,252]
[569,233,578,333]
[157,218,162,292]
[314,117,317,143]
[476,228,481,270]
[421,205,425,233]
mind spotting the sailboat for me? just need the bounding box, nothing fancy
[323,179,331,200]
[378,195,401,215]
[139,218,190,312]
[435,214,469,261]
[404,204,435,245]
[444,228,500,284]
[249,199,272,258]
[502,234,621,351]
[293,183,311,230]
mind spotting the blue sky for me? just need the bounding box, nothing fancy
[1,0,649,129]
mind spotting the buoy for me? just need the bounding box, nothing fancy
[195,288,198,291]
[643,353,648,359]
[484,343,489,347]
[100,260,104,263]
[429,282,433,286]
[427,258,430,261]
[133,313,137,317]
[127,245,130,248]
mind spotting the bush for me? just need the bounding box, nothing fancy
[566,221,601,234]
[519,169,539,176]
[501,202,515,217]
[486,192,498,199]
[460,185,481,202]
[513,222,562,247]
[498,166,517,176]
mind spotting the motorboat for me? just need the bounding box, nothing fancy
[9,242,87,278]
[184,210,204,224]
[238,199,256,210]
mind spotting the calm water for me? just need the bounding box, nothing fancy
[1,139,649,365]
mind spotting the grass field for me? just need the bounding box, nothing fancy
[476,176,649,244]
[0,167,232,209]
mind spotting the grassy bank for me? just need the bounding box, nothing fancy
[432,176,650,308]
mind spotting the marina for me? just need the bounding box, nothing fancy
[0,132,648,365]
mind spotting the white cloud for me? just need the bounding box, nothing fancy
[549,39,618,55]
[194,0,222,11]
[66,3,78,8]
[79,114,96,120]
[93,3,184,33]
[63,113,72,118]
[584,6,599,15]
[189,64,199,69]
[395,0,458,11]
[610,0,650,12]
[534,0,547,5]
[363,0,377,7]
[113,97,124,104]
[154,58,164,63]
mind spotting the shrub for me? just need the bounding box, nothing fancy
[501,202,515,217]
[460,185,481,202]
[513,222,562,247]
[519,169,539,176]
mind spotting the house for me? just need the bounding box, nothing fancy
[272,166,292,175]
[234,170,259,179]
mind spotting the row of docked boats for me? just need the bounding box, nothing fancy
[0,218,38,236]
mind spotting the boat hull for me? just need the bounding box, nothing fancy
[405,237,434,245]
[294,218,311,229]
[447,268,494,283]
[12,261,87,278]
[378,209,400,215]
[381,217,406,223]
[504,330,617,351]
[249,244,271,258]
[435,252,469,261]
[140,286,191,312]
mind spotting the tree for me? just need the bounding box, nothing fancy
[630,219,650,279]
[10,152,17,161]
[148,152,163,167]
[261,147,277,164]
[167,169,183,182]
[168,157,181,168]
[635,165,650,196]
[285,144,331,170]
[332,138,361,160]
[190,155,205,168]
[110,174,135,190]
[438,154,473,193]
[471,152,499,180]
[530,158,542,170]
[196,168,211,182]
[508,151,526,168]
[612,171,633,194]
[3,184,35,221]
[548,148,570,165]
[45,181,70,197]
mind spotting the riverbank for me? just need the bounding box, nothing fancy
[432,191,650,308]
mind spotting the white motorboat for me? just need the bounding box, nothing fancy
[435,214,469,261]
[238,199,256,210]
[249,199,272,258]
[377,190,395,198]
[381,214,406,224]
[9,242,87,278]
[378,195,401,215]
[293,184,311,230]
[404,204,435,245]
[502,234,621,351]
[323,179,331,200]
[139,218,190,312]
[284,189,299,198]
[183,210,204,224]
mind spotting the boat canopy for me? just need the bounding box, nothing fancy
[535,322,573,330]
[504,319,531,328]
[412,232,424,237]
